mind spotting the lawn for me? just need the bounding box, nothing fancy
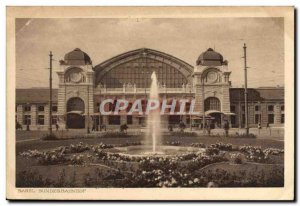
[15,130,284,188]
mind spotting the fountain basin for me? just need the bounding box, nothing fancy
[113,145,205,157]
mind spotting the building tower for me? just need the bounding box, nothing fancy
[57,48,94,129]
[193,48,231,127]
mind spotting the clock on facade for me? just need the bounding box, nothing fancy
[69,72,83,83]
[206,71,218,83]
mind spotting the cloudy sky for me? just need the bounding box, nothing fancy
[16,18,284,88]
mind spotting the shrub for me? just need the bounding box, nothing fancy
[169,131,198,137]
[165,141,181,146]
[42,133,59,140]
[99,132,130,138]
[229,133,257,139]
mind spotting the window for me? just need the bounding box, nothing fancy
[96,57,188,88]
[242,106,245,111]
[268,114,274,124]
[52,116,57,125]
[96,103,100,112]
[255,114,260,124]
[169,115,181,125]
[38,105,44,112]
[24,105,31,112]
[67,97,84,112]
[204,97,220,111]
[37,115,44,125]
[23,115,31,125]
[139,117,145,125]
[268,105,274,112]
[230,105,236,112]
[281,105,284,111]
[186,116,191,125]
[230,116,236,125]
[281,114,284,123]
[241,114,245,124]
[52,106,58,112]
[255,105,260,111]
[127,115,133,124]
[108,115,120,125]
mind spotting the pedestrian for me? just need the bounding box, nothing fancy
[266,122,271,135]
[258,122,261,129]
[207,122,211,136]
[224,121,229,137]
[55,123,59,131]
[257,122,261,135]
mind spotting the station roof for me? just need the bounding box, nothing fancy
[16,88,58,104]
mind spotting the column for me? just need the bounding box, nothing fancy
[274,103,281,125]
[120,115,126,125]
[44,104,50,127]
[260,103,268,127]
[194,84,204,115]
[17,105,24,126]
[31,104,37,130]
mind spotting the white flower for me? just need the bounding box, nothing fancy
[171,178,177,185]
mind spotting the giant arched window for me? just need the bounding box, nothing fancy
[98,58,188,88]
[67,97,85,112]
[204,97,220,111]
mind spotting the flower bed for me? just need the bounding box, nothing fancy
[209,142,234,151]
[190,143,206,148]
[19,142,114,165]
[17,140,284,187]
[239,146,268,163]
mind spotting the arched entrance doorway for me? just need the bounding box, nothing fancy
[204,97,222,128]
[66,97,85,129]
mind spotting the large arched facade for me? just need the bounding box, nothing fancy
[94,48,194,88]
[55,47,233,130]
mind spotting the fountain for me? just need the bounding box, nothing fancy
[145,71,161,154]
[111,72,204,156]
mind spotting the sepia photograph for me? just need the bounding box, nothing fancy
[6,6,294,200]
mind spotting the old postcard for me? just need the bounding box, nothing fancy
[6,6,294,200]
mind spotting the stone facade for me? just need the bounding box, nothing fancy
[15,48,284,130]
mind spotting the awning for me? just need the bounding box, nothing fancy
[191,115,214,120]
[66,111,84,115]
[204,110,236,116]
[224,112,236,116]
[205,110,223,115]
